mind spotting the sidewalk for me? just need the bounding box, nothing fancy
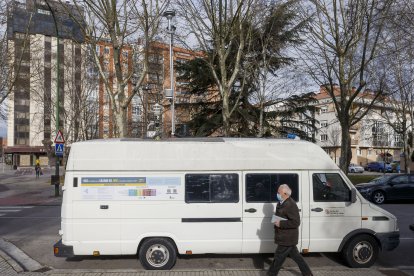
[0,249,410,276]
[0,166,62,206]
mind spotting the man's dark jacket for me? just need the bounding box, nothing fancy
[274,197,300,246]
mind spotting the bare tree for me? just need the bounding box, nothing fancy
[61,0,168,137]
[176,0,255,136]
[374,2,414,172]
[298,0,393,172]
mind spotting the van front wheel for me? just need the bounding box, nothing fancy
[138,238,177,270]
[342,234,379,268]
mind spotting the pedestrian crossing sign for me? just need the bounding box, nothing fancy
[54,130,65,143]
[55,143,64,157]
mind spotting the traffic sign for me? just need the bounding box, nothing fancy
[55,143,64,157]
[54,130,65,143]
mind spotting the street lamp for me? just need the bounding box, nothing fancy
[142,85,151,138]
[163,10,176,137]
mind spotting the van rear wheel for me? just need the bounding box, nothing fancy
[342,234,379,268]
[138,238,177,270]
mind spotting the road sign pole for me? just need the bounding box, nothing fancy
[53,130,65,197]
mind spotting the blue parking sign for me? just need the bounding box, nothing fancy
[55,143,64,157]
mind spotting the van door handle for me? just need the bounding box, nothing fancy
[100,205,109,209]
[244,208,257,213]
[311,207,323,212]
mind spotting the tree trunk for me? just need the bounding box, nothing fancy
[339,122,352,173]
[114,107,128,138]
[222,92,230,136]
[258,104,264,138]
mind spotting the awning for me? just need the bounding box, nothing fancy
[4,146,48,154]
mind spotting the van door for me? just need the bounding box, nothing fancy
[242,172,303,253]
[72,175,122,255]
[308,172,361,252]
[179,173,243,254]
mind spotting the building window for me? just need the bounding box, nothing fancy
[320,134,328,141]
[132,106,141,116]
[320,106,328,114]
[185,174,239,203]
[320,120,328,128]
[357,148,362,156]
[104,46,110,55]
[37,9,51,15]
[15,33,26,39]
[122,50,129,58]
[103,60,109,71]
[368,149,372,156]
[95,45,100,54]
[394,135,401,142]
[372,121,384,133]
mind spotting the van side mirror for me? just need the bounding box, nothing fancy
[351,188,357,203]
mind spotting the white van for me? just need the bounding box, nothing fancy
[54,138,399,270]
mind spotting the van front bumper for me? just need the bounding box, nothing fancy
[53,239,74,257]
[376,231,400,251]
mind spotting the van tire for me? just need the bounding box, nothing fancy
[342,234,379,268]
[138,238,177,270]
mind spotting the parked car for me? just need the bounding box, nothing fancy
[348,163,364,173]
[355,174,414,204]
[364,161,392,172]
[391,161,400,173]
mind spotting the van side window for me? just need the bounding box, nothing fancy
[312,173,350,202]
[185,174,239,203]
[245,174,299,202]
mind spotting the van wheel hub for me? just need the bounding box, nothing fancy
[353,242,372,264]
[146,244,169,267]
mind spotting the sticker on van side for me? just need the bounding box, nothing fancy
[80,176,182,200]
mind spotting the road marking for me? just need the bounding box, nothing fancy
[0,206,34,217]
[0,206,34,209]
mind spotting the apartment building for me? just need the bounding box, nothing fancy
[97,41,204,138]
[5,0,84,166]
[314,87,405,166]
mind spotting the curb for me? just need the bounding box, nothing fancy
[0,238,44,272]
[0,248,24,273]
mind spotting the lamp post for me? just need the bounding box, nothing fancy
[44,0,60,197]
[163,10,176,137]
[142,85,151,138]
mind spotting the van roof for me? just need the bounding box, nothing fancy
[65,138,339,171]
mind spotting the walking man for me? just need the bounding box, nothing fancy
[268,184,312,276]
